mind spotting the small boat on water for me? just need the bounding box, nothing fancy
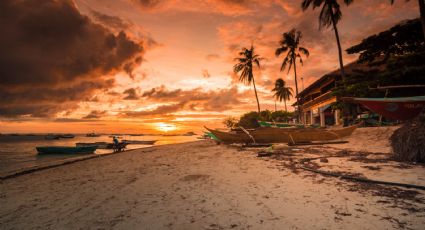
[124,140,157,145]
[204,125,357,144]
[59,134,75,138]
[86,133,101,137]
[45,134,60,140]
[36,146,97,154]
[76,142,109,149]
[343,96,425,121]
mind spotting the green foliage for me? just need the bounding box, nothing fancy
[346,18,425,63]
[271,110,294,122]
[223,117,238,129]
[237,111,260,128]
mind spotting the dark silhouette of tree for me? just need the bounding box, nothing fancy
[272,78,293,112]
[346,18,424,62]
[390,0,425,38]
[275,29,309,118]
[233,45,263,113]
[301,0,353,81]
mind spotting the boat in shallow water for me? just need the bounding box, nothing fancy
[36,146,97,154]
[204,125,357,144]
[76,142,109,149]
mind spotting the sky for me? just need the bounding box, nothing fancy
[0,0,420,134]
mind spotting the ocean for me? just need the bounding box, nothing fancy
[0,134,198,176]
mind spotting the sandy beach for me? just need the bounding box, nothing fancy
[1,127,425,229]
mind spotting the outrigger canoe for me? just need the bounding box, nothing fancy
[204,125,357,144]
[36,146,97,154]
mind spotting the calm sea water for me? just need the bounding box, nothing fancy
[0,134,198,176]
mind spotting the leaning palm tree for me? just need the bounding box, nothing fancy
[390,0,425,39]
[275,29,309,118]
[301,0,353,81]
[234,45,263,113]
[272,78,293,112]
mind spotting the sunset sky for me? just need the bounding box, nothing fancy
[0,0,420,134]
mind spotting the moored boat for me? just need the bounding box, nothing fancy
[124,140,157,145]
[36,146,97,154]
[204,125,357,144]
[59,134,75,138]
[86,133,101,137]
[45,134,60,140]
[76,142,109,149]
[344,96,425,121]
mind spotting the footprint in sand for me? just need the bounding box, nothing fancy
[180,174,210,182]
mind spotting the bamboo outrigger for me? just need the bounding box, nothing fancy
[204,125,357,144]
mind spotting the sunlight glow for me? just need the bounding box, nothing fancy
[155,122,178,132]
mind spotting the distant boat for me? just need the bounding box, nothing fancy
[124,140,157,145]
[86,133,101,137]
[59,134,75,138]
[344,96,425,121]
[76,142,109,149]
[204,125,357,144]
[36,146,97,154]
[45,134,60,140]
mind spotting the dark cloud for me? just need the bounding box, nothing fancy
[123,102,186,117]
[83,110,107,119]
[123,88,140,100]
[202,69,211,78]
[0,0,143,117]
[134,0,162,8]
[90,10,131,30]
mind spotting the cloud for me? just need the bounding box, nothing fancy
[205,54,220,61]
[83,110,107,119]
[90,10,130,30]
[120,86,244,117]
[0,0,143,117]
[123,88,140,100]
[202,69,211,78]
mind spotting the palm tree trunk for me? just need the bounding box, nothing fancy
[420,0,425,39]
[292,54,300,121]
[329,5,346,81]
[284,99,287,112]
[252,76,261,113]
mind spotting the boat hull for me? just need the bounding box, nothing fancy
[36,146,97,154]
[348,96,425,121]
[205,125,357,144]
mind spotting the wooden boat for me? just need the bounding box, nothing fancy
[45,134,60,140]
[76,142,109,149]
[86,133,101,137]
[36,146,97,154]
[344,96,425,121]
[59,134,75,138]
[204,125,357,144]
[124,140,157,145]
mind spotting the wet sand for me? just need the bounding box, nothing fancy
[1,136,425,229]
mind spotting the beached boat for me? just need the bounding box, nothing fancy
[36,146,97,154]
[204,125,357,144]
[344,96,425,121]
[124,140,157,145]
[86,133,101,137]
[76,142,109,149]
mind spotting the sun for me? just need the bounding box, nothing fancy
[155,122,177,132]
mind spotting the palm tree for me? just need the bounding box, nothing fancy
[390,0,425,39]
[234,45,263,113]
[272,78,293,112]
[301,0,353,81]
[275,29,309,118]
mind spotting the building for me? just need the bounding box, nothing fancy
[295,62,375,126]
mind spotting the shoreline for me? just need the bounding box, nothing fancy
[0,141,200,180]
[1,140,425,229]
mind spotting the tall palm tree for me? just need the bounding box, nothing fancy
[272,78,293,112]
[301,0,353,81]
[390,0,425,39]
[275,29,309,118]
[234,45,263,113]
